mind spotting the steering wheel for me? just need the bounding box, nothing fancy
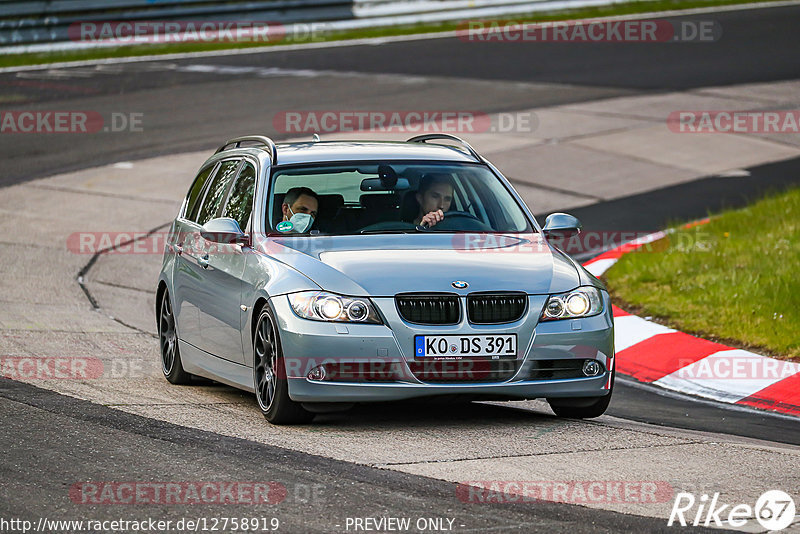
[442,210,481,222]
[360,221,418,233]
[424,211,492,231]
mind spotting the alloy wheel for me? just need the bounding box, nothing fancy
[159,292,177,374]
[254,313,278,411]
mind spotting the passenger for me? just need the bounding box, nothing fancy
[413,173,454,228]
[279,186,319,233]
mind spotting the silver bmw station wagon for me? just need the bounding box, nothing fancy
[156,134,615,424]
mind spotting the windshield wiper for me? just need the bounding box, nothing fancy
[359,229,421,235]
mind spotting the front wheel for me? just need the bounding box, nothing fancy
[159,290,191,385]
[253,306,314,425]
[547,371,614,419]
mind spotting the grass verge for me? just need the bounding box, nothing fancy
[0,0,786,69]
[604,187,800,361]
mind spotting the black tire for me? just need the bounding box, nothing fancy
[253,306,314,425]
[159,290,192,385]
[547,370,614,419]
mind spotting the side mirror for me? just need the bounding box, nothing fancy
[201,217,248,244]
[542,212,582,238]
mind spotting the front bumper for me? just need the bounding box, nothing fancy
[288,374,611,402]
[271,292,614,403]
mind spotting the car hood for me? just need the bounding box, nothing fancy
[259,233,580,297]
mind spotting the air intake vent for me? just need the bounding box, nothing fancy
[525,359,603,380]
[467,293,526,324]
[395,294,460,325]
[408,359,520,383]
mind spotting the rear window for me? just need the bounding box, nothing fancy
[184,163,217,222]
[195,159,241,226]
[223,161,257,231]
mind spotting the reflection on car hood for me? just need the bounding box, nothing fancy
[260,233,579,296]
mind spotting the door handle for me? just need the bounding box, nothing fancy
[198,254,210,269]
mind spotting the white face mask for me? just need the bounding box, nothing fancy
[288,206,314,233]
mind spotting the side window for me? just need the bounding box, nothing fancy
[195,159,240,226]
[184,163,217,222]
[223,161,256,231]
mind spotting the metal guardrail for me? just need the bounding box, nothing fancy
[353,0,554,17]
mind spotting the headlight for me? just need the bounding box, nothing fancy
[540,286,603,321]
[287,291,382,324]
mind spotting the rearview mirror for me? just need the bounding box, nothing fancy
[360,177,410,191]
[201,217,248,244]
[542,212,582,237]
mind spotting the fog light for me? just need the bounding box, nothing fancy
[582,360,602,377]
[307,365,327,381]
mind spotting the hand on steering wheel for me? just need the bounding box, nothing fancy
[420,209,445,228]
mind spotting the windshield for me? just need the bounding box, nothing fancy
[267,162,533,235]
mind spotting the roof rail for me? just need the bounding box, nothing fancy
[406,133,482,162]
[215,135,277,162]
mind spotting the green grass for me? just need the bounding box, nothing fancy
[604,188,800,360]
[0,0,782,69]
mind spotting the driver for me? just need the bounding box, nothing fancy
[279,186,319,233]
[414,173,454,228]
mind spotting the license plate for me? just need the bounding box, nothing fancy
[415,334,517,359]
